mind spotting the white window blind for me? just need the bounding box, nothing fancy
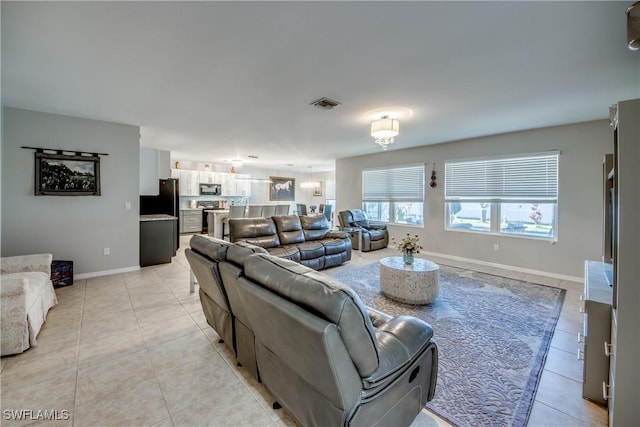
[363,165,424,202]
[444,152,558,202]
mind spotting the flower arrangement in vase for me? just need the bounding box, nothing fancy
[392,233,423,265]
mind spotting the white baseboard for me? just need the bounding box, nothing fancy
[75,265,140,280]
[421,250,582,283]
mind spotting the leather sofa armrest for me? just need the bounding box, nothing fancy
[326,231,348,239]
[367,307,392,328]
[363,316,434,388]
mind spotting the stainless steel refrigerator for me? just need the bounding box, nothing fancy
[140,178,180,253]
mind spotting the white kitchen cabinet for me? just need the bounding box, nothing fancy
[199,171,216,184]
[179,170,200,196]
[235,174,251,197]
[221,173,236,196]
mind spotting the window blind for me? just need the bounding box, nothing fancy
[444,152,558,202]
[363,164,425,202]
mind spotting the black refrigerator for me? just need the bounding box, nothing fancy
[140,178,180,252]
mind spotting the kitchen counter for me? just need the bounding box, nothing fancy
[205,209,229,239]
[140,214,178,221]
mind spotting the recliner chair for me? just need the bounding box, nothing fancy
[338,209,389,251]
[236,253,438,427]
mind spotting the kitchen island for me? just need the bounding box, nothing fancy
[206,209,229,239]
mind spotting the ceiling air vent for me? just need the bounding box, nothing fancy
[310,97,341,110]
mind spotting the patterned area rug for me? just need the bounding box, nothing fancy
[330,262,565,427]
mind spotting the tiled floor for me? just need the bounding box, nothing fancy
[0,236,607,427]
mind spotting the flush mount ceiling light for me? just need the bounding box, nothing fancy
[628,2,640,50]
[371,116,400,150]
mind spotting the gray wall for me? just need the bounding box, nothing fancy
[2,107,140,276]
[337,120,611,278]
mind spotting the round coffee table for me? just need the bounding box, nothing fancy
[379,256,440,305]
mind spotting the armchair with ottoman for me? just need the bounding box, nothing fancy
[1,253,58,356]
[338,209,389,251]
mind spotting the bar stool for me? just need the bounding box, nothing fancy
[222,205,246,241]
[247,205,263,218]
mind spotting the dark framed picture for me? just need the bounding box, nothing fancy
[269,176,295,201]
[35,151,101,196]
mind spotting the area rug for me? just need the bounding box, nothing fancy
[330,262,566,427]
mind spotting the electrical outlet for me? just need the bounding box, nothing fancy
[493,244,500,251]
[103,247,110,256]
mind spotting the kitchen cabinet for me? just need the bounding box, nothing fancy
[140,214,178,266]
[235,174,251,197]
[170,167,251,196]
[221,173,236,196]
[180,209,202,233]
[199,171,216,184]
[178,170,199,196]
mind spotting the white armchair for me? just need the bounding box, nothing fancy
[1,253,58,356]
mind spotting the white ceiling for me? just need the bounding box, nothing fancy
[2,1,639,172]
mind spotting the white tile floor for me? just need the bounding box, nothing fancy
[0,236,607,427]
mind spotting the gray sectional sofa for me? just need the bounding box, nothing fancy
[186,235,438,427]
[229,214,351,270]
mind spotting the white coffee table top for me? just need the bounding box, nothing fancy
[379,256,439,272]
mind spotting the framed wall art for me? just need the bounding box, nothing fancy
[34,151,101,196]
[269,176,295,201]
[313,181,323,197]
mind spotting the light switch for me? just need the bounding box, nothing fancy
[125,202,132,210]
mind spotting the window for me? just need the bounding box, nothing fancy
[445,152,558,239]
[362,164,425,225]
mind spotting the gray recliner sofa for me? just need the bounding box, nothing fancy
[229,214,351,270]
[236,253,438,427]
[338,209,389,252]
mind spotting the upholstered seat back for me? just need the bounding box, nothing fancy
[230,217,280,248]
[272,215,305,245]
[300,215,330,241]
[242,254,380,377]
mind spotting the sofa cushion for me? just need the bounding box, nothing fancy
[266,245,300,262]
[300,216,330,241]
[354,220,371,229]
[368,229,387,241]
[273,215,305,245]
[230,218,280,248]
[226,242,268,266]
[243,253,380,377]
[295,241,325,260]
[321,238,348,255]
[189,235,231,261]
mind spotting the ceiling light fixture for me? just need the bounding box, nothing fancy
[628,2,640,50]
[300,166,321,189]
[371,116,400,150]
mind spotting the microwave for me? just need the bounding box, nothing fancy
[200,183,221,195]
